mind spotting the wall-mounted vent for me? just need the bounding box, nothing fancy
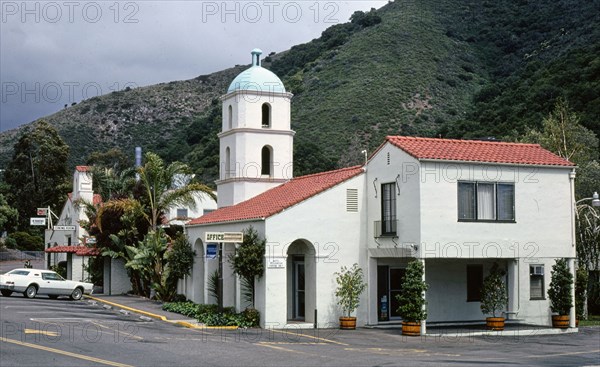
[346,189,358,212]
[387,152,391,165]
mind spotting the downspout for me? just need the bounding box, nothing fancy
[569,169,576,249]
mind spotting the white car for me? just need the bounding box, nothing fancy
[0,268,93,300]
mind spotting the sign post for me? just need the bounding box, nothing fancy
[204,232,244,312]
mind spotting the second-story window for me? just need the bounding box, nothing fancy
[262,103,271,128]
[381,183,396,235]
[458,181,515,222]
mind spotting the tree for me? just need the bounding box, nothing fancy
[575,267,588,320]
[228,226,266,307]
[480,263,508,318]
[89,166,137,202]
[548,258,574,316]
[86,147,132,171]
[4,120,70,230]
[396,260,428,322]
[137,152,215,231]
[521,98,598,166]
[335,263,367,318]
[0,194,18,234]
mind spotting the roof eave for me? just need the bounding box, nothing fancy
[186,217,266,228]
[418,158,576,169]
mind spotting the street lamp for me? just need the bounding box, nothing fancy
[576,192,600,206]
[592,192,600,207]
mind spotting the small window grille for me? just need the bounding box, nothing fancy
[346,189,358,212]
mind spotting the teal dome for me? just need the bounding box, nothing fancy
[227,49,286,94]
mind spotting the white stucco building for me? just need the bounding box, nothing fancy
[183,49,577,330]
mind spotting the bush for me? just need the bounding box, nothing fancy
[396,260,428,322]
[548,258,574,315]
[162,302,260,327]
[9,232,43,251]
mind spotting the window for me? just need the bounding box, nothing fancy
[225,147,232,178]
[530,265,545,299]
[261,146,271,176]
[458,182,515,221]
[42,272,63,281]
[176,208,188,219]
[466,265,483,302]
[381,183,396,235]
[228,105,233,129]
[261,103,271,127]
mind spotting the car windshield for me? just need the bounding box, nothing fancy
[7,270,30,276]
[41,272,65,281]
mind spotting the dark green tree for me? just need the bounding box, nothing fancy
[396,260,428,322]
[0,193,18,234]
[575,267,588,320]
[480,263,508,318]
[548,258,574,316]
[86,147,133,171]
[227,226,266,307]
[4,120,70,230]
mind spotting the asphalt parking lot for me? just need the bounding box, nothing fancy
[1,294,599,367]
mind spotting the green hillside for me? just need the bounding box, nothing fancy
[1,0,598,184]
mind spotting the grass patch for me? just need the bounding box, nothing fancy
[579,315,600,327]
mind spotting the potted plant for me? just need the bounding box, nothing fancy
[548,258,574,328]
[575,267,588,327]
[480,263,508,330]
[396,260,428,336]
[334,263,367,329]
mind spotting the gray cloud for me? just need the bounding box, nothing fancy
[1,0,386,132]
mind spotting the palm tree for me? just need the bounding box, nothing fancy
[137,152,216,231]
[90,166,137,201]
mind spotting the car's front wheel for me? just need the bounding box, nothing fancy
[24,285,37,299]
[70,287,83,301]
[1,290,12,297]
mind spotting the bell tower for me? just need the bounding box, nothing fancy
[216,49,295,207]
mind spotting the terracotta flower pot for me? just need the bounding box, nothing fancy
[339,316,357,330]
[486,317,505,331]
[552,315,570,329]
[401,321,421,336]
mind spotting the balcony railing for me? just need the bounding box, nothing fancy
[374,220,398,238]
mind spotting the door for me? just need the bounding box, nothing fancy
[389,268,406,319]
[292,257,305,320]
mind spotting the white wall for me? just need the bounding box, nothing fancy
[264,173,367,328]
[419,162,574,259]
[166,192,217,226]
[365,143,422,248]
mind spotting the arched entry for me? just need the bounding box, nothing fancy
[191,239,205,304]
[287,240,316,323]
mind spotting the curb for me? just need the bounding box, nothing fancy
[85,295,239,330]
[85,295,167,321]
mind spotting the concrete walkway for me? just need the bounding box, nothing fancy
[85,295,579,336]
[85,294,209,329]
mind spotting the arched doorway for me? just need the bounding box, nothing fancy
[287,240,316,323]
[191,239,205,304]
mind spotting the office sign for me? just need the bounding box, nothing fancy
[204,232,244,243]
[30,217,46,226]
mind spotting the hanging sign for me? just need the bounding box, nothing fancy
[54,225,76,231]
[30,218,46,226]
[36,208,48,216]
[206,243,218,260]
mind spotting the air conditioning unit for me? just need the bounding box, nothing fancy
[531,265,544,275]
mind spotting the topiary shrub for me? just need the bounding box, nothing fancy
[548,258,574,315]
[480,263,508,318]
[396,260,428,322]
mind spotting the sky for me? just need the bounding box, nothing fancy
[0,0,387,132]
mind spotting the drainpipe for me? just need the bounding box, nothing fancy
[569,258,576,328]
[569,170,576,248]
[420,258,426,335]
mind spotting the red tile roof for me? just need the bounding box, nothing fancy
[188,166,364,225]
[385,136,574,166]
[45,246,100,256]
